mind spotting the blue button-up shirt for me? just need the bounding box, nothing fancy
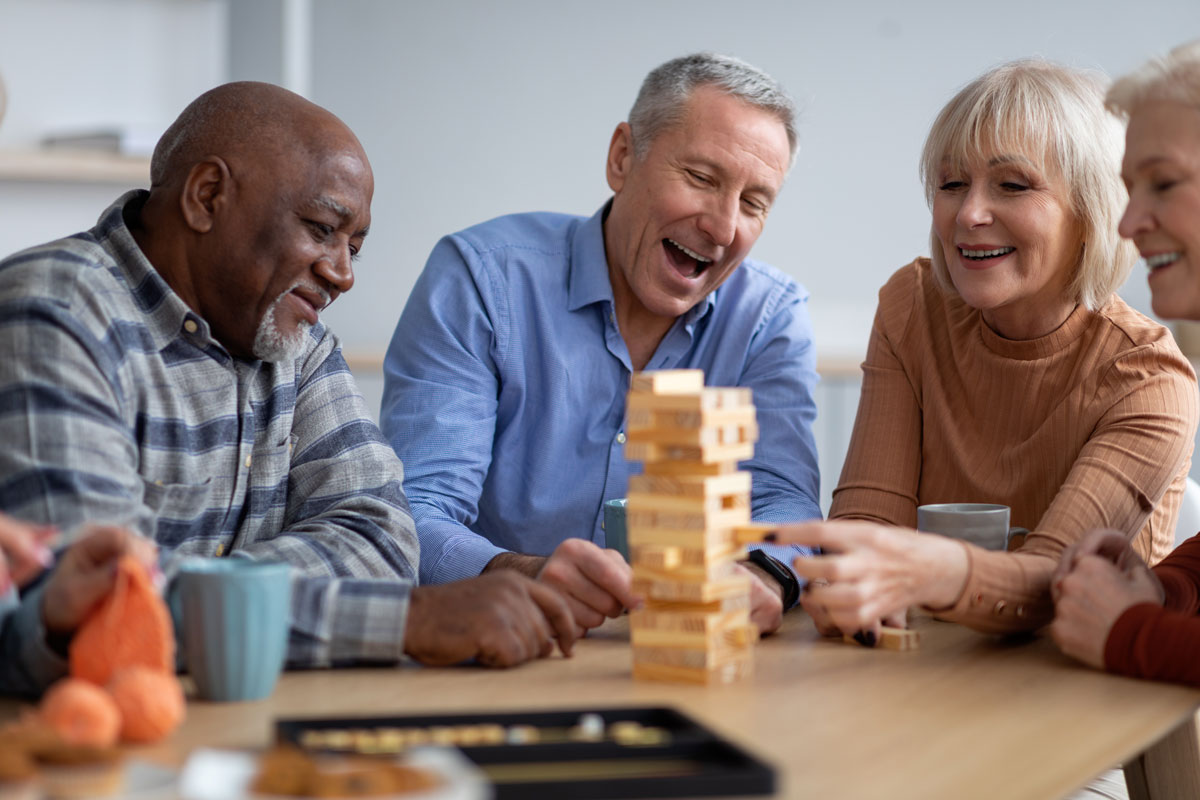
[382,204,820,587]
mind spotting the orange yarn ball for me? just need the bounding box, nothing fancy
[106,667,185,744]
[39,678,120,748]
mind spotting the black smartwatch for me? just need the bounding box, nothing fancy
[746,548,801,610]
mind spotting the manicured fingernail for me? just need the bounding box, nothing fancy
[35,547,55,568]
[763,532,778,542]
[852,630,876,648]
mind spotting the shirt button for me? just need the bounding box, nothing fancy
[183,319,198,334]
[993,600,1007,614]
[1015,605,1025,618]
[616,432,626,444]
[244,455,253,468]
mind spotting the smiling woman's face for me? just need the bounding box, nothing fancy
[931,145,1083,340]
[1118,100,1200,321]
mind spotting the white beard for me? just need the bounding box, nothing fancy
[252,289,312,362]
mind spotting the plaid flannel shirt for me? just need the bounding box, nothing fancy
[0,191,418,695]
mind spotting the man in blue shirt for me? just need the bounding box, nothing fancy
[382,53,821,636]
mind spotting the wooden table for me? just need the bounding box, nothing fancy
[9,612,1200,799]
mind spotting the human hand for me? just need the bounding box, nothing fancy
[773,521,967,634]
[537,538,639,635]
[404,570,577,667]
[1050,553,1164,669]
[738,562,783,635]
[0,514,57,592]
[1051,529,1153,602]
[41,526,159,634]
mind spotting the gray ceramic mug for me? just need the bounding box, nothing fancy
[603,498,629,561]
[917,503,1024,551]
[174,558,292,702]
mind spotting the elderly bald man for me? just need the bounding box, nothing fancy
[0,82,575,697]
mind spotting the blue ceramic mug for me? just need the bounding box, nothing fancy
[174,558,292,702]
[603,498,629,561]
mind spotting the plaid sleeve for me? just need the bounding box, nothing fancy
[229,333,420,666]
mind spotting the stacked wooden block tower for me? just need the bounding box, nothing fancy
[624,369,760,684]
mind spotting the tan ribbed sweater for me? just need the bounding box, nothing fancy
[830,259,1199,633]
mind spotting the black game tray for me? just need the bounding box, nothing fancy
[275,705,776,799]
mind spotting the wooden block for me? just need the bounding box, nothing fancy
[641,460,738,477]
[732,522,779,546]
[624,440,755,466]
[628,472,751,500]
[624,489,749,514]
[625,405,757,433]
[626,526,741,553]
[629,606,750,636]
[630,610,753,650]
[625,387,752,413]
[624,506,750,533]
[630,540,741,570]
[632,642,754,670]
[723,623,758,648]
[632,558,738,586]
[841,626,920,651]
[632,657,753,685]
[625,420,759,448]
[642,593,750,615]
[630,369,704,394]
[635,545,683,571]
[631,572,751,604]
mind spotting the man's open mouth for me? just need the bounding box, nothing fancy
[664,238,713,278]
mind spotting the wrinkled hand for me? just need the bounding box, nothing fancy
[0,514,57,592]
[1051,529,1150,602]
[800,587,907,640]
[41,526,158,634]
[404,570,577,668]
[772,521,966,635]
[738,562,783,635]
[537,538,640,635]
[1050,553,1163,670]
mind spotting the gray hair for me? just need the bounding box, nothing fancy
[628,52,798,167]
[919,59,1135,311]
[1107,40,1200,118]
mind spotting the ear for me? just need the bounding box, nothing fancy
[178,157,231,234]
[606,122,635,194]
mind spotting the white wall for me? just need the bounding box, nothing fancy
[0,0,227,252]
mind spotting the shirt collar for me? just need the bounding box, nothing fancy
[566,199,718,325]
[95,190,218,354]
[566,202,614,312]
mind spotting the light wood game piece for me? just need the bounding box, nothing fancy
[732,522,779,546]
[627,472,751,499]
[630,369,704,394]
[841,626,921,651]
[623,439,755,466]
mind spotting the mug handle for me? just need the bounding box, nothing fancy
[1006,527,1030,552]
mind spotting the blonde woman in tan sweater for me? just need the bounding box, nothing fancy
[771,60,1198,641]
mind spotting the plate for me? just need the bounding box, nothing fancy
[177,746,489,800]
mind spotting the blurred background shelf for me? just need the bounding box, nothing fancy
[0,149,150,184]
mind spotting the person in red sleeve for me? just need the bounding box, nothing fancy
[1051,40,1200,684]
